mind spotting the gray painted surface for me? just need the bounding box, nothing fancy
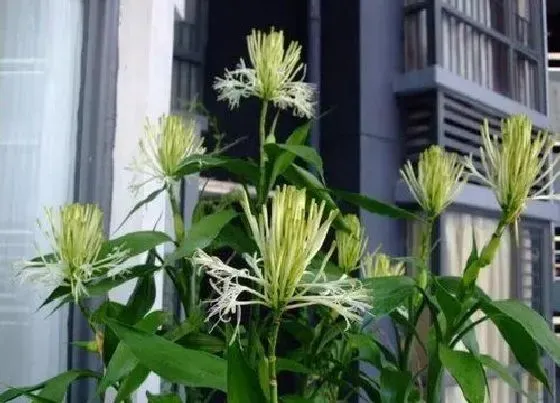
[394,66,550,129]
[70,0,119,401]
[396,181,560,223]
[359,0,405,257]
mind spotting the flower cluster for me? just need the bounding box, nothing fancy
[129,115,205,194]
[464,115,558,224]
[361,252,405,279]
[401,145,466,219]
[213,28,315,118]
[17,204,128,301]
[335,214,367,274]
[192,185,372,340]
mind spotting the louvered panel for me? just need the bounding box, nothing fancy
[442,92,550,194]
[400,91,436,163]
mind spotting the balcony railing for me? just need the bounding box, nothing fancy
[404,0,545,112]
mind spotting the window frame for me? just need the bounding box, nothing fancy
[403,0,547,112]
[67,0,120,401]
[436,206,554,402]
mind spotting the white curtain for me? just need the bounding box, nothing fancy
[442,212,514,402]
[442,0,494,89]
[0,0,83,392]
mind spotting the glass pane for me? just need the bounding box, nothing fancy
[0,0,82,394]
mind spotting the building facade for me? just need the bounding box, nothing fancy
[0,0,558,402]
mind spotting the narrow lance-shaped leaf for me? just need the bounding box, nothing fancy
[104,319,227,391]
[439,346,486,403]
[481,299,556,390]
[114,186,166,233]
[166,209,237,262]
[227,343,266,403]
[333,189,420,221]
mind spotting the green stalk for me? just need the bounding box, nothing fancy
[268,314,281,403]
[258,101,269,207]
[417,217,434,291]
[426,357,443,403]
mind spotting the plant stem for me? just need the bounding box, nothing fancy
[258,101,269,206]
[168,185,185,245]
[268,314,281,403]
[426,358,443,403]
[417,217,434,291]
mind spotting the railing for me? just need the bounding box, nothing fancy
[403,0,545,112]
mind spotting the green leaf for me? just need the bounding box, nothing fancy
[333,189,419,221]
[177,155,259,185]
[227,343,266,403]
[167,209,237,262]
[102,231,172,259]
[0,370,100,403]
[379,369,413,403]
[146,392,182,403]
[348,333,388,368]
[104,319,227,391]
[439,346,486,403]
[114,365,150,402]
[210,221,256,254]
[362,276,417,316]
[478,354,537,402]
[265,122,311,191]
[121,274,156,324]
[98,311,172,393]
[267,144,324,179]
[433,278,461,332]
[276,358,311,374]
[286,122,311,145]
[459,321,480,355]
[481,299,553,389]
[178,333,226,354]
[115,186,166,232]
[39,285,71,309]
[38,370,99,402]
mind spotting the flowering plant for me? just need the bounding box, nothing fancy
[3,27,560,403]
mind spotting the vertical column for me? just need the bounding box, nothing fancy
[359,0,405,257]
[110,1,184,401]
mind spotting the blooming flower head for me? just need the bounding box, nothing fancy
[464,115,557,225]
[192,185,372,340]
[361,252,405,278]
[17,204,128,301]
[213,28,315,118]
[129,115,205,194]
[401,145,466,219]
[335,214,367,274]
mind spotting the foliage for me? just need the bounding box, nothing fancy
[5,27,560,403]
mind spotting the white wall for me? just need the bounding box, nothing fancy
[110,0,184,401]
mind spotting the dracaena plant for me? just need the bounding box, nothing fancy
[3,27,560,403]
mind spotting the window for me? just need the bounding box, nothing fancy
[171,0,206,112]
[403,0,545,112]
[441,212,546,402]
[0,0,83,392]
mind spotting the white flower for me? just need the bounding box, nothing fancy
[335,214,367,274]
[464,115,558,224]
[129,115,205,194]
[192,185,372,341]
[361,252,405,279]
[213,28,315,118]
[401,145,466,219]
[16,204,128,301]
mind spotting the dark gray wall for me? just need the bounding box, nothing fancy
[359,0,406,257]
